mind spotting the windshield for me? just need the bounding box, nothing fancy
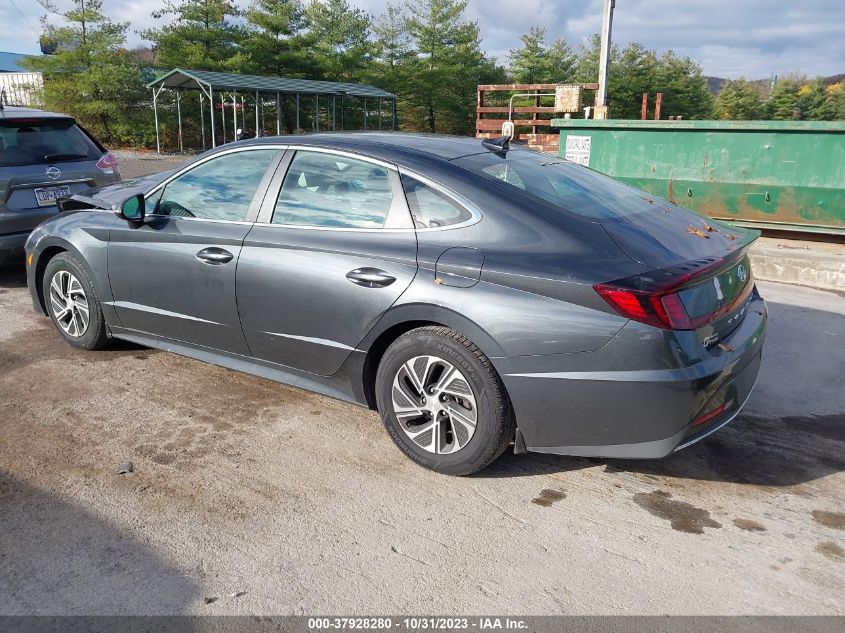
[454,150,668,221]
[0,118,102,167]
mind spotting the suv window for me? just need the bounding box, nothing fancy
[154,149,278,221]
[0,118,101,167]
[272,151,394,228]
[400,175,473,228]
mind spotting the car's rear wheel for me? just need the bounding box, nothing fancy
[42,252,109,350]
[375,326,515,475]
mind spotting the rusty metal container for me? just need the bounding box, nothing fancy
[551,118,845,235]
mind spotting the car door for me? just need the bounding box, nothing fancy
[107,146,282,354]
[236,148,418,376]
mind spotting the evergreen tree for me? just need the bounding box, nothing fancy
[508,27,548,84]
[242,0,317,78]
[22,0,151,145]
[714,79,766,120]
[767,79,802,120]
[370,3,413,98]
[305,0,373,82]
[825,83,845,120]
[573,33,618,84]
[797,78,834,120]
[546,37,576,83]
[405,0,502,134]
[654,51,713,119]
[142,0,242,71]
[574,37,711,119]
[607,42,659,118]
[508,26,574,84]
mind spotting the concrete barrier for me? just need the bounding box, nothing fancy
[750,238,845,291]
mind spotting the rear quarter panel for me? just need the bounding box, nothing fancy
[398,171,646,357]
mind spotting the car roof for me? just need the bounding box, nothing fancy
[0,106,74,121]
[231,132,502,166]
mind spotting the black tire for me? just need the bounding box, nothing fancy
[42,252,109,350]
[375,326,515,476]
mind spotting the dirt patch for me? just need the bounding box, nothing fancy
[812,510,845,531]
[531,489,566,507]
[0,324,146,374]
[815,542,844,560]
[733,518,767,532]
[633,490,722,534]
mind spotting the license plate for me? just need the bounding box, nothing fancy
[33,185,71,207]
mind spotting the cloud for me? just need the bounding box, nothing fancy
[3,0,843,79]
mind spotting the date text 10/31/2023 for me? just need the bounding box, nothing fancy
[307,617,528,630]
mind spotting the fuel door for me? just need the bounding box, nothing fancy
[434,247,484,288]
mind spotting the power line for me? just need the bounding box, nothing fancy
[7,0,41,41]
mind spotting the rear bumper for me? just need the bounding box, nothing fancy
[497,288,767,459]
[0,231,29,266]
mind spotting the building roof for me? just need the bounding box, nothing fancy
[0,51,31,73]
[147,68,395,99]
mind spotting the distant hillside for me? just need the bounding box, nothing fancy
[705,73,845,94]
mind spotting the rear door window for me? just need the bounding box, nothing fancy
[272,151,395,228]
[0,119,102,167]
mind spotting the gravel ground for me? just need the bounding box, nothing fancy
[0,274,842,616]
[113,149,192,179]
[0,156,843,615]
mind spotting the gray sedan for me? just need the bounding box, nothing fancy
[24,134,767,475]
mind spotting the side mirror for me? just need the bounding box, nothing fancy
[118,193,145,223]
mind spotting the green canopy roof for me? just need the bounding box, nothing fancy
[148,68,394,99]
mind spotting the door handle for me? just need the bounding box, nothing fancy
[346,267,397,288]
[195,247,234,265]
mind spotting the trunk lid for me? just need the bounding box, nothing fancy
[677,251,756,344]
[600,195,755,269]
[597,195,759,341]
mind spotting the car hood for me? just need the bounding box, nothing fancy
[63,169,175,210]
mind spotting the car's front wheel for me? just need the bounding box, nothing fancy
[375,326,515,475]
[42,252,109,350]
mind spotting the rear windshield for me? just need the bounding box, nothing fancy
[0,119,102,167]
[454,150,661,221]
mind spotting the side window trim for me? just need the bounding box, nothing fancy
[255,149,295,224]
[144,145,287,224]
[383,170,414,229]
[255,148,414,230]
[397,168,483,231]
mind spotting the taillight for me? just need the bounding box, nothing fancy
[594,285,694,330]
[593,254,754,331]
[96,152,119,174]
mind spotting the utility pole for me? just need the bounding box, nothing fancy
[595,0,615,119]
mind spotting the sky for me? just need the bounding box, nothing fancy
[1,0,844,79]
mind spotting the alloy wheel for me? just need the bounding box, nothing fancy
[49,270,90,338]
[391,355,478,454]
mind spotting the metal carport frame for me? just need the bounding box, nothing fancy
[147,68,398,154]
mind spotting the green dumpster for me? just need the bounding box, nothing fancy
[552,119,845,236]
